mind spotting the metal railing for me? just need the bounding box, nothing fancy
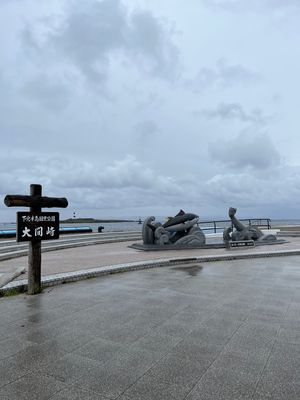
[198,218,271,234]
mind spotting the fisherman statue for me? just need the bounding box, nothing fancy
[223,207,277,243]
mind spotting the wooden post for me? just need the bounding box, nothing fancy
[4,183,68,295]
[28,184,42,295]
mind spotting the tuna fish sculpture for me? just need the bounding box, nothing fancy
[142,210,206,247]
[223,207,277,243]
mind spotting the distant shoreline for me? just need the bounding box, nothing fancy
[60,218,137,223]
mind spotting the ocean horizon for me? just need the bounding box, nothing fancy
[1,218,300,234]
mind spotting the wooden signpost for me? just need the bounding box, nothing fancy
[4,184,68,294]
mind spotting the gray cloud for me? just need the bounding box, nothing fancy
[0,153,181,195]
[23,0,180,89]
[199,103,270,125]
[1,149,299,221]
[54,154,180,192]
[202,0,300,12]
[185,59,261,93]
[209,132,280,170]
[204,162,300,214]
[134,120,159,144]
[0,152,191,219]
[22,74,72,112]
[135,91,163,111]
[2,145,300,221]
[128,10,180,80]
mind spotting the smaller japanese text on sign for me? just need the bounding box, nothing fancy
[17,212,59,242]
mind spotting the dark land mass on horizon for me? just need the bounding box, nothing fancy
[61,218,137,223]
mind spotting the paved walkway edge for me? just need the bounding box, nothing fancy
[2,248,300,296]
[0,237,141,262]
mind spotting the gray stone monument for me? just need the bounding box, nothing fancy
[142,210,206,248]
[223,207,277,243]
[130,207,283,252]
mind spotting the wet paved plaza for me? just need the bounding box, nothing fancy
[1,256,300,399]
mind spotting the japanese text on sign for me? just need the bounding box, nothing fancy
[21,215,56,222]
[17,212,59,242]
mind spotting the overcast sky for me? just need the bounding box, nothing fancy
[1,0,300,221]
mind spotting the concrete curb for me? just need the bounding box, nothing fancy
[2,248,300,296]
[0,236,141,262]
[0,267,26,288]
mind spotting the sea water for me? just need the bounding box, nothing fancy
[1,219,300,234]
[0,221,142,233]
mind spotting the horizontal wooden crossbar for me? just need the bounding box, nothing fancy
[4,195,68,209]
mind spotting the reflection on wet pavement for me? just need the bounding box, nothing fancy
[171,264,203,276]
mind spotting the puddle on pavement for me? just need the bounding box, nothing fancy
[171,264,203,277]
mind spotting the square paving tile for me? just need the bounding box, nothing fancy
[254,376,300,400]
[0,372,67,400]
[119,374,192,400]
[39,353,104,384]
[145,353,208,387]
[185,366,257,400]
[72,364,139,399]
[0,337,33,361]
[131,331,182,355]
[0,356,30,388]
[73,337,128,364]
